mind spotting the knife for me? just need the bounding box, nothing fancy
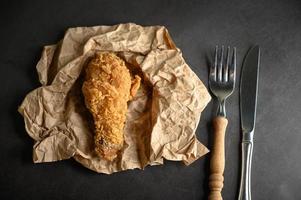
[238,46,260,200]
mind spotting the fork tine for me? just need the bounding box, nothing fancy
[210,46,218,81]
[214,45,218,69]
[229,47,236,83]
[218,46,224,82]
[223,46,230,82]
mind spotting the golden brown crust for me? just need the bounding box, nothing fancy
[130,75,141,99]
[82,52,141,161]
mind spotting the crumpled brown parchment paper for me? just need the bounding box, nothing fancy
[18,23,211,174]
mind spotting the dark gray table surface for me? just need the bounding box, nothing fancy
[1,0,301,199]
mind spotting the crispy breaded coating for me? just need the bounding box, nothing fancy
[82,52,141,161]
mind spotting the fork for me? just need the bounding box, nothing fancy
[208,46,236,200]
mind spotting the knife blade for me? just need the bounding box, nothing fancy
[238,46,260,200]
[240,46,260,134]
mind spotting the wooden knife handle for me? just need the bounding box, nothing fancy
[208,116,228,200]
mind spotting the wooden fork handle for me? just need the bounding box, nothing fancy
[208,116,228,200]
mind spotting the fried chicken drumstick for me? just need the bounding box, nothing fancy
[82,52,141,161]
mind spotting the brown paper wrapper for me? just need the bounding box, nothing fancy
[18,23,211,174]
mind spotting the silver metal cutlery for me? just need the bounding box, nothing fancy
[207,45,260,200]
[238,46,260,200]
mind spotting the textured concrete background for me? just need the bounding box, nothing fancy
[1,0,301,199]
